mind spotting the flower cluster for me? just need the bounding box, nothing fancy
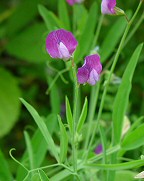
[46,29,102,86]
[46,0,124,85]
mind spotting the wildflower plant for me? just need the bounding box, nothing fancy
[8,0,144,180]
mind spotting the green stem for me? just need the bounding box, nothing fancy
[91,15,104,49]
[72,61,79,174]
[84,82,100,150]
[86,0,143,159]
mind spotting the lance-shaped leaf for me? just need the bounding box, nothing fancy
[66,96,73,134]
[58,115,68,163]
[112,43,143,145]
[20,98,59,162]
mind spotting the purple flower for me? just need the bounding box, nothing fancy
[95,144,103,154]
[101,0,116,14]
[46,29,78,60]
[66,0,84,6]
[77,54,102,85]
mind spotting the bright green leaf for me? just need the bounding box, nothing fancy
[66,96,73,134]
[0,150,13,181]
[75,2,98,62]
[58,0,70,30]
[38,5,63,31]
[0,68,21,137]
[39,170,50,181]
[122,123,144,150]
[20,98,59,162]
[58,115,68,163]
[77,97,88,133]
[112,43,143,145]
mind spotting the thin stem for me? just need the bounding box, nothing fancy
[124,12,144,46]
[84,82,101,150]
[91,14,104,49]
[86,0,143,159]
[72,61,79,173]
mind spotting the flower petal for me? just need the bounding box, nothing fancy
[46,29,78,59]
[87,69,99,85]
[58,42,71,60]
[101,0,116,14]
[77,67,89,84]
[85,54,102,74]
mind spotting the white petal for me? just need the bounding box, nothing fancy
[58,42,71,60]
[87,69,99,85]
[135,171,144,178]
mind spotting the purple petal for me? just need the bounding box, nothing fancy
[77,67,89,84]
[87,69,99,85]
[66,0,84,5]
[101,0,116,14]
[95,144,103,154]
[66,0,75,6]
[85,54,102,74]
[46,29,78,59]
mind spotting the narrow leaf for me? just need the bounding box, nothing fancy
[112,43,143,144]
[58,115,68,163]
[66,96,73,134]
[75,2,98,62]
[77,97,88,133]
[100,16,129,63]
[24,131,34,169]
[58,0,70,30]
[39,170,50,181]
[122,123,144,150]
[20,98,59,162]
[38,5,62,31]
[0,150,13,181]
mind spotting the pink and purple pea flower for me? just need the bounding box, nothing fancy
[46,29,78,61]
[101,0,116,15]
[66,0,84,6]
[46,29,102,86]
[77,54,102,86]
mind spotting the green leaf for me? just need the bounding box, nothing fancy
[58,115,68,163]
[0,150,13,181]
[6,23,49,63]
[39,170,50,181]
[0,68,21,137]
[20,98,59,162]
[73,5,88,33]
[58,0,70,30]
[75,2,98,62]
[85,159,144,170]
[24,131,34,169]
[16,114,57,181]
[115,171,137,181]
[77,97,88,133]
[100,16,128,63]
[38,5,62,31]
[112,43,143,144]
[122,123,144,150]
[66,96,73,134]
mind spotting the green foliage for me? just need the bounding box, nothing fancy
[58,115,68,163]
[112,43,143,145]
[20,98,59,162]
[0,150,13,181]
[0,68,21,137]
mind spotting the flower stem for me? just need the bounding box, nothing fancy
[91,14,104,49]
[72,61,79,174]
[86,0,143,159]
